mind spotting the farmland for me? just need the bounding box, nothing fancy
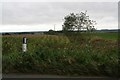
[2,32,119,77]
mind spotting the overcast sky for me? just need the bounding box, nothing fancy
[0,2,118,32]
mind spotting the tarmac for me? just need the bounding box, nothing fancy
[1,74,119,80]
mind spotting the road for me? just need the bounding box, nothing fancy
[1,74,119,80]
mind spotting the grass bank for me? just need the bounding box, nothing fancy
[2,32,119,77]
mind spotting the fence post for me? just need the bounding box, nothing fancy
[22,37,27,52]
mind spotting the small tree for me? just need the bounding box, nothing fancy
[75,12,88,31]
[62,13,76,31]
[63,11,96,32]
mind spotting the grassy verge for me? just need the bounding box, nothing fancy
[2,32,119,77]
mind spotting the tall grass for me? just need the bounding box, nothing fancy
[2,33,119,77]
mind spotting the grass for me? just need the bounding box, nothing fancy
[91,32,118,40]
[2,32,119,77]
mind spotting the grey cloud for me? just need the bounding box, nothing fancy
[2,2,118,25]
[0,3,2,24]
[118,1,120,29]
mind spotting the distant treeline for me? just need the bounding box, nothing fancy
[2,29,119,35]
[2,32,45,35]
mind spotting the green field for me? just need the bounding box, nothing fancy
[2,32,119,77]
[90,32,118,40]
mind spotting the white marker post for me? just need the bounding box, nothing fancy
[22,37,27,52]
